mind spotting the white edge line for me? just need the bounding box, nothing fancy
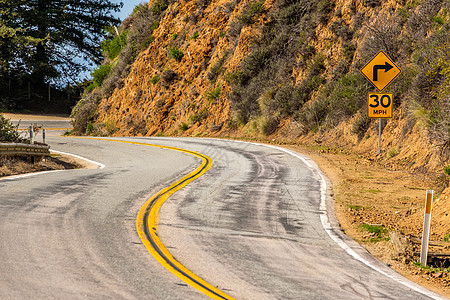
[0,169,64,181]
[50,150,105,170]
[262,143,445,300]
[217,138,444,300]
[0,150,105,182]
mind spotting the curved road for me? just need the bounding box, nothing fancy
[0,122,445,299]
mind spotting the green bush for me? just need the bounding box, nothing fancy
[207,55,227,83]
[189,108,209,124]
[444,165,450,176]
[179,122,189,132]
[101,30,128,60]
[239,1,266,25]
[317,0,335,24]
[190,32,199,40]
[0,114,28,143]
[151,1,169,14]
[150,75,160,84]
[169,47,184,62]
[86,121,94,134]
[140,35,154,51]
[443,234,450,242]
[206,86,221,101]
[92,64,112,87]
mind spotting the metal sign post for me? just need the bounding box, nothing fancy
[378,119,381,154]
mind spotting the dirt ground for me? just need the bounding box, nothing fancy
[284,143,450,298]
[0,153,82,178]
[2,113,70,121]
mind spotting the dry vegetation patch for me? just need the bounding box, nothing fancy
[0,154,81,178]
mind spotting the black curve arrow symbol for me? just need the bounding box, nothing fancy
[373,62,393,81]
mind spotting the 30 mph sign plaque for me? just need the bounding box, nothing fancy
[367,92,393,118]
[360,50,401,92]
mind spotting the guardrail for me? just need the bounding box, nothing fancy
[0,143,50,157]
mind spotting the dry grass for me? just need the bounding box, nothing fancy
[0,155,80,177]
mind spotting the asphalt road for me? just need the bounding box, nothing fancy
[0,124,446,299]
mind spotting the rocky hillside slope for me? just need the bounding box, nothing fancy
[72,0,449,172]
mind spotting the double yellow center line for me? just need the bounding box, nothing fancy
[75,137,235,300]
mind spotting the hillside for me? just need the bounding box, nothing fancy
[71,0,450,293]
[72,0,449,169]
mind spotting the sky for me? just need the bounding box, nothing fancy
[112,0,147,21]
[77,0,146,81]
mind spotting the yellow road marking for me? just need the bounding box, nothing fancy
[72,137,235,300]
[16,128,71,131]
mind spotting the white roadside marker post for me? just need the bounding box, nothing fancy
[420,190,434,266]
[29,126,33,144]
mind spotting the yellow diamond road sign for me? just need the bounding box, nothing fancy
[360,50,401,91]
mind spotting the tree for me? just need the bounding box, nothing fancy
[1,0,123,86]
[0,0,38,78]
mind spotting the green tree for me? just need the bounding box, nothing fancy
[0,0,38,77]
[1,0,122,86]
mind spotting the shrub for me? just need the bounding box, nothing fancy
[445,165,450,176]
[151,1,169,14]
[190,32,199,40]
[151,21,159,30]
[179,122,189,132]
[0,114,28,143]
[224,70,244,86]
[228,20,244,38]
[169,47,184,62]
[150,75,161,84]
[189,108,209,124]
[363,0,381,8]
[162,69,177,83]
[101,30,128,60]
[71,90,102,134]
[92,64,112,87]
[317,0,335,24]
[86,121,94,134]
[261,116,279,135]
[206,86,221,101]
[207,54,228,83]
[444,234,450,242]
[297,96,330,132]
[342,43,356,61]
[140,35,154,51]
[238,1,266,25]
